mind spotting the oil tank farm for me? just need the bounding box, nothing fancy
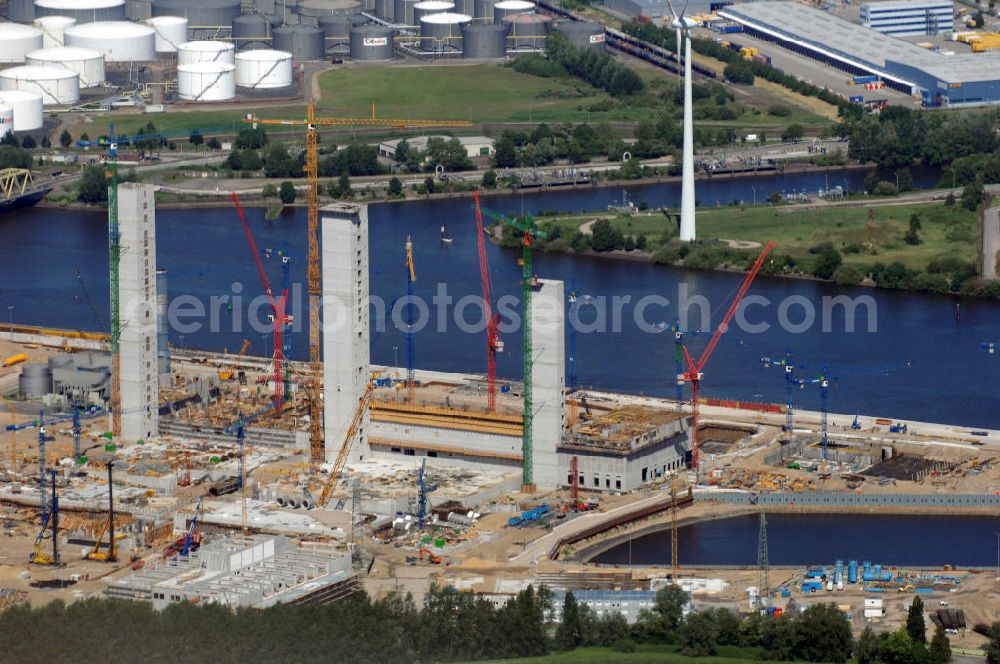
[273,24,324,60]
[232,14,271,50]
[0,24,44,64]
[177,61,235,100]
[319,14,364,53]
[0,90,44,130]
[274,0,300,23]
[350,24,394,60]
[65,21,156,61]
[493,0,533,23]
[25,46,105,88]
[235,48,293,88]
[178,39,236,64]
[152,0,242,32]
[554,20,604,50]
[473,0,496,21]
[297,0,362,25]
[395,0,421,24]
[33,16,76,48]
[414,0,454,21]
[504,13,550,50]
[0,65,79,106]
[33,0,127,22]
[420,12,470,52]
[462,22,505,58]
[146,15,189,52]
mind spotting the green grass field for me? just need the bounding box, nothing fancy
[470,644,802,664]
[538,200,977,274]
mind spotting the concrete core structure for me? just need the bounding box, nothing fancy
[321,203,370,464]
[530,278,565,490]
[118,183,159,441]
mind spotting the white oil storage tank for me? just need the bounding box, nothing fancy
[235,48,293,88]
[493,0,532,22]
[0,65,79,105]
[413,0,453,21]
[0,105,13,138]
[420,12,470,52]
[177,61,235,100]
[34,16,76,48]
[34,0,126,23]
[177,40,235,65]
[146,15,189,52]
[0,24,45,64]
[26,46,105,88]
[65,21,155,61]
[0,91,44,130]
[349,24,394,60]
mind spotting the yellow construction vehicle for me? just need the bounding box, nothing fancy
[317,383,374,508]
[218,339,251,381]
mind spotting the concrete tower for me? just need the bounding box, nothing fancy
[530,278,565,490]
[321,203,370,464]
[678,30,696,242]
[118,183,159,441]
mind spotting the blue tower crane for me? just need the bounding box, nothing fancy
[760,353,804,436]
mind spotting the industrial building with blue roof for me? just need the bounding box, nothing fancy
[718,1,1000,107]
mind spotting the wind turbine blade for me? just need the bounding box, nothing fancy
[679,0,690,18]
[665,0,678,20]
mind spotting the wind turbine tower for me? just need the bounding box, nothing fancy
[669,0,697,242]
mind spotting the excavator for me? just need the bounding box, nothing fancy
[218,339,251,382]
[418,548,442,565]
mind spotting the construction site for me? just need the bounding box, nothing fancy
[1,119,1000,642]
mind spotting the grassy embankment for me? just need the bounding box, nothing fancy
[472,644,807,664]
[532,200,977,278]
[79,63,830,139]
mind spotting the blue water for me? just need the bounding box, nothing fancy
[590,513,1000,567]
[2,166,998,429]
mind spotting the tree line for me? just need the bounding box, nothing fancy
[5,584,984,664]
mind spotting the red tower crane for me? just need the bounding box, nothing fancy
[232,192,288,411]
[679,241,774,473]
[473,192,503,412]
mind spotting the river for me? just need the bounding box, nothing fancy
[2,165,998,429]
[588,513,1000,567]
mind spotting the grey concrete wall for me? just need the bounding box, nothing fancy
[531,278,565,490]
[118,183,159,441]
[322,204,371,463]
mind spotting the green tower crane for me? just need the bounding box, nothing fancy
[107,128,122,438]
[476,205,546,490]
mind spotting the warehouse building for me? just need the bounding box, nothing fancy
[719,1,1000,107]
[860,0,953,36]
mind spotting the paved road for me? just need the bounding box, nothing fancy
[983,204,1000,279]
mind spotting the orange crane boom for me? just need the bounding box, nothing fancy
[244,103,471,464]
[317,382,375,508]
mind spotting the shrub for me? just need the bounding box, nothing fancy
[832,265,863,285]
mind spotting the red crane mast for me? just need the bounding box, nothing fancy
[232,192,288,411]
[680,241,774,472]
[473,192,502,412]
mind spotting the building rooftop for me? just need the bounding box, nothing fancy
[860,0,953,9]
[719,1,1000,86]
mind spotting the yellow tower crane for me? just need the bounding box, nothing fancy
[243,102,471,464]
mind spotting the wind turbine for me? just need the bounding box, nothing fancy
[667,0,697,242]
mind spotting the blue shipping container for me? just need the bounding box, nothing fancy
[850,95,864,103]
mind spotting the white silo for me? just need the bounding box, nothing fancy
[34,0,127,22]
[177,40,236,65]
[413,0,453,21]
[0,65,79,105]
[26,46,105,88]
[235,48,293,89]
[0,24,45,64]
[146,16,189,53]
[0,91,44,130]
[64,21,156,61]
[0,105,13,138]
[177,62,235,101]
[34,16,76,48]
[419,12,470,52]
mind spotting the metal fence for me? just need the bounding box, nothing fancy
[696,491,1000,508]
